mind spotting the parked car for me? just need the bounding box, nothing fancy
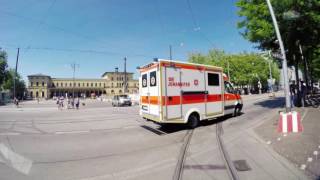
[112,95,132,106]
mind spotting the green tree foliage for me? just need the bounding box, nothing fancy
[2,69,26,98]
[0,49,8,86]
[236,0,320,82]
[188,49,280,87]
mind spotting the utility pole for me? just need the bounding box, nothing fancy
[124,57,127,94]
[266,0,291,112]
[115,67,118,94]
[169,45,172,60]
[299,43,309,89]
[13,48,20,99]
[267,51,274,95]
[71,63,79,102]
[227,60,230,81]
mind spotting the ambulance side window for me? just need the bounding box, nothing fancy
[208,73,219,86]
[142,74,147,88]
[150,71,157,87]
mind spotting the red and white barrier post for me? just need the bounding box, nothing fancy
[278,111,303,133]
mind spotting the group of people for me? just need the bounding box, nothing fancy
[57,96,80,110]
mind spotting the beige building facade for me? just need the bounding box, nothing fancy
[27,72,139,99]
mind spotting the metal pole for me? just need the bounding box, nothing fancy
[124,57,127,94]
[299,44,309,89]
[13,48,19,99]
[266,0,291,112]
[169,45,172,60]
[268,51,274,94]
[227,60,230,81]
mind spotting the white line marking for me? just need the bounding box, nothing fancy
[292,111,298,132]
[282,113,287,133]
[0,132,21,136]
[313,151,318,156]
[300,164,306,170]
[301,109,308,122]
[277,137,281,141]
[0,143,33,174]
[55,130,90,135]
[307,157,313,162]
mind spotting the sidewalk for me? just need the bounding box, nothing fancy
[255,106,320,179]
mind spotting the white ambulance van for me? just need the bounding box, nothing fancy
[138,59,243,128]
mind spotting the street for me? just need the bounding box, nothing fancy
[0,94,309,180]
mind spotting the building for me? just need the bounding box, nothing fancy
[27,71,139,99]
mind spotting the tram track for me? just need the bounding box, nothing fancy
[172,122,240,180]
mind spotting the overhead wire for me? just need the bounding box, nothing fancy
[185,0,216,48]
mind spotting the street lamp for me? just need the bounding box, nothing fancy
[265,0,291,112]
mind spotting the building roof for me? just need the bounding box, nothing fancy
[51,78,106,81]
[101,71,134,77]
[27,73,51,77]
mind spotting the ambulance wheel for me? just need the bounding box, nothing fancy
[188,113,199,129]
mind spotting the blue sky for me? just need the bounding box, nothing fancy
[0,0,257,81]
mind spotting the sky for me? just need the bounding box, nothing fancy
[0,0,257,81]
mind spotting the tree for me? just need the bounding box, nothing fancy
[0,49,8,86]
[236,0,320,89]
[188,49,280,92]
[2,69,26,99]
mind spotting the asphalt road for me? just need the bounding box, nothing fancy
[0,93,307,180]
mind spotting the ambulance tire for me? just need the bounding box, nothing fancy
[187,113,199,129]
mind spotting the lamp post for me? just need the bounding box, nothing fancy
[266,0,291,112]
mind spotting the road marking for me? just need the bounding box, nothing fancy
[0,143,33,174]
[301,109,309,122]
[307,157,313,162]
[0,132,21,136]
[277,137,281,141]
[55,130,90,135]
[300,164,306,170]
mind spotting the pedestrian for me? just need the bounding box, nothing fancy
[75,97,80,109]
[14,97,19,108]
[290,81,296,107]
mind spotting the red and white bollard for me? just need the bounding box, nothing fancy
[278,111,303,133]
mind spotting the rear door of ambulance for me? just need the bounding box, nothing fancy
[140,66,160,117]
[162,64,182,120]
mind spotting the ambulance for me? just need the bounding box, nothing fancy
[138,59,243,128]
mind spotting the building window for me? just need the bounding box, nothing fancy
[42,82,44,86]
[111,77,113,81]
[56,83,58,87]
[99,83,101,87]
[104,83,106,88]
[61,83,63,87]
[31,82,33,86]
[95,83,97,87]
[91,83,93,87]
[78,83,80,87]
[111,83,113,87]
[65,83,67,87]
[70,83,72,87]
[36,82,39,86]
[83,83,84,87]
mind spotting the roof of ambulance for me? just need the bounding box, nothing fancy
[139,59,223,70]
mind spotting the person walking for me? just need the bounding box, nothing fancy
[75,97,80,109]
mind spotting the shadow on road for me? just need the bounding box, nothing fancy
[140,115,236,135]
[253,97,285,109]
